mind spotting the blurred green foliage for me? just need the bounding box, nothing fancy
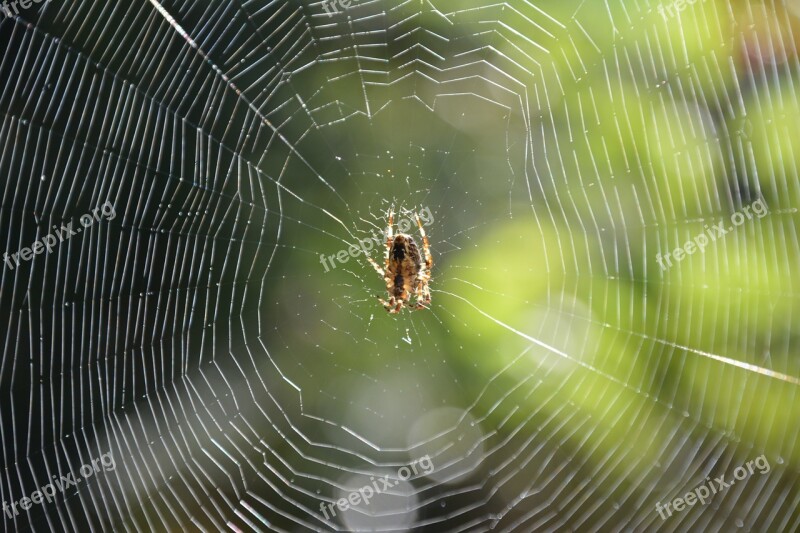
[270,0,800,516]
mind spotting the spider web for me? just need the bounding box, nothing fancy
[1,0,799,531]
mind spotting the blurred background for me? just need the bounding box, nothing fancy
[0,0,799,531]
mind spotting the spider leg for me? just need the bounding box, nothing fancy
[365,209,394,279]
[413,275,431,310]
[421,284,431,306]
[409,213,432,311]
[415,214,432,271]
[378,295,403,314]
[366,255,385,278]
[384,209,394,272]
[365,209,394,280]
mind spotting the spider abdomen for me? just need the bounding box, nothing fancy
[371,210,432,313]
[386,235,423,299]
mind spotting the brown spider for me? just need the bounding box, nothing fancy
[366,210,432,314]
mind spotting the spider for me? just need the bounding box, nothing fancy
[366,210,432,314]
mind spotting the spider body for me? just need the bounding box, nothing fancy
[366,211,432,313]
[388,235,421,299]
